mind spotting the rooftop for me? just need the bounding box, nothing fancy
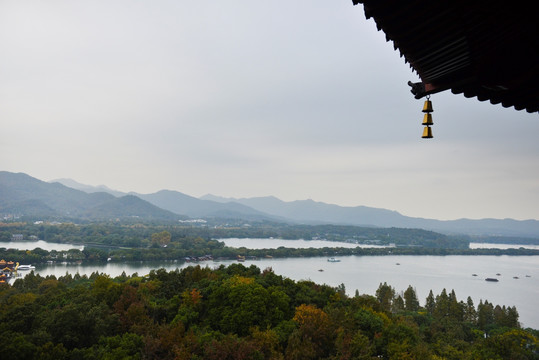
[353,0,539,113]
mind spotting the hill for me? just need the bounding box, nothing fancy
[50,178,126,197]
[51,178,281,221]
[0,171,181,221]
[133,190,281,221]
[201,194,539,238]
[18,172,539,237]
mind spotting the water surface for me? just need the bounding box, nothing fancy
[469,242,539,250]
[0,240,84,252]
[217,238,389,249]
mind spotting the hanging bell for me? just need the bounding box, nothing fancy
[422,126,433,139]
[422,113,433,126]
[422,99,433,113]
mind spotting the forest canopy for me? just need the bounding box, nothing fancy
[0,264,537,359]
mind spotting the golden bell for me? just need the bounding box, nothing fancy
[422,113,433,126]
[422,126,433,139]
[422,99,433,113]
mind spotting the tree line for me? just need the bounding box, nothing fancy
[1,234,538,266]
[1,221,472,249]
[0,264,537,359]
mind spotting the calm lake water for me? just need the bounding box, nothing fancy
[4,239,539,329]
[217,238,389,249]
[0,240,84,251]
[469,242,539,250]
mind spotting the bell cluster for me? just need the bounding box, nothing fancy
[421,97,433,139]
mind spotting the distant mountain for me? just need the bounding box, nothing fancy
[84,194,181,220]
[201,194,539,237]
[202,194,406,226]
[51,178,126,197]
[6,172,539,237]
[0,171,181,221]
[45,177,279,221]
[134,190,280,221]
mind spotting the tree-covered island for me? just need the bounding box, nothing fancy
[2,221,538,264]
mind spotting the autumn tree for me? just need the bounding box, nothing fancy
[286,304,334,359]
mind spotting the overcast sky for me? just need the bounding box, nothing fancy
[1,0,538,221]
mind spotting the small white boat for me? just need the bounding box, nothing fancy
[17,264,35,270]
[327,257,341,262]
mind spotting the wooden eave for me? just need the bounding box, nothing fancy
[353,0,539,113]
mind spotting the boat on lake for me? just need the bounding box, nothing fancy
[327,258,341,262]
[17,264,35,270]
[485,278,499,282]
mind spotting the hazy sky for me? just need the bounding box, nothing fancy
[1,1,538,221]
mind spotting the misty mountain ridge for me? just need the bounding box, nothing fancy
[0,171,181,221]
[200,194,405,227]
[2,172,537,237]
[200,194,539,238]
[134,190,279,221]
[50,178,126,198]
[50,176,539,237]
[48,178,283,221]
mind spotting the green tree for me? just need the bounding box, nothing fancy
[477,300,494,331]
[375,282,395,312]
[97,333,144,360]
[476,329,538,359]
[404,285,420,312]
[384,320,420,359]
[434,288,449,318]
[464,296,477,323]
[447,289,464,321]
[425,290,436,315]
[392,295,405,313]
[151,231,171,247]
[207,275,284,335]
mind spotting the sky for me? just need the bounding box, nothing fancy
[1,0,539,221]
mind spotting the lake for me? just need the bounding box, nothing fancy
[5,239,539,329]
[469,242,539,250]
[0,240,84,251]
[218,238,539,251]
[3,239,537,251]
[217,237,390,249]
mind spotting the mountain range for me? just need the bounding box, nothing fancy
[1,171,539,237]
[0,172,180,221]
